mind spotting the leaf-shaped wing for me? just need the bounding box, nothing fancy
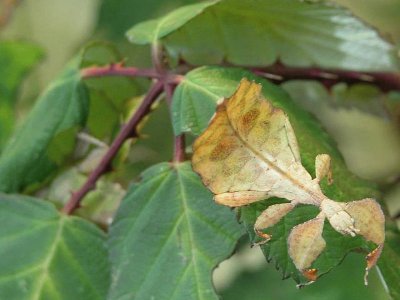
[288,216,326,281]
[192,79,324,206]
[345,198,385,245]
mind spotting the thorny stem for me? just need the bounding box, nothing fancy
[62,80,164,215]
[252,63,400,92]
[81,63,159,79]
[81,63,400,92]
[80,63,183,84]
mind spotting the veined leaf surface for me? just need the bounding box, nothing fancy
[127,0,398,70]
[0,194,110,299]
[0,62,89,192]
[108,162,244,299]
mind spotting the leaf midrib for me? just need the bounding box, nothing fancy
[31,216,66,300]
[176,168,203,300]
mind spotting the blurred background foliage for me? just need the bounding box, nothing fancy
[0,0,399,299]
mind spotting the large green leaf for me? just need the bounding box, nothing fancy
[108,162,244,300]
[0,62,89,193]
[334,0,400,43]
[0,41,43,149]
[98,0,198,38]
[126,1,216,44]
[0,194,110,299]
[173,66,379,284]
[127,0,398,70]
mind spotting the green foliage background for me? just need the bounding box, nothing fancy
[1,0,399,299]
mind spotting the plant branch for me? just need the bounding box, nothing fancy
[163,81,174,106]
[164,82,186,162]
[81,62,399,92]
[81,63,160,79]
[62,80,164,215]
[80,63,183,84]
[252,64,400,92]
[173,135,186,162]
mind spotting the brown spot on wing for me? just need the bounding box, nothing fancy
[240,108,260,136]
[209,137,238,161]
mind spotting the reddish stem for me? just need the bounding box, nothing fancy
[62,80,164,214]
[81,63,160,79]
[164,82,186,162]
[173,135,186,162]
[163,82,174,106]
[80,62,399,92]
[252,64,400,92]
[80,63,184,84]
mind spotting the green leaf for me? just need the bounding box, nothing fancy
[173,66,379,283]
[98,0,199,38]
[0,194,110,299]
[242,201,370,284]
[126,1,217,44]
[127,0,398,70]
[334,0,400,44]
[0,62,89,193]
[0,41,43,149]
[108,162,244,299]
